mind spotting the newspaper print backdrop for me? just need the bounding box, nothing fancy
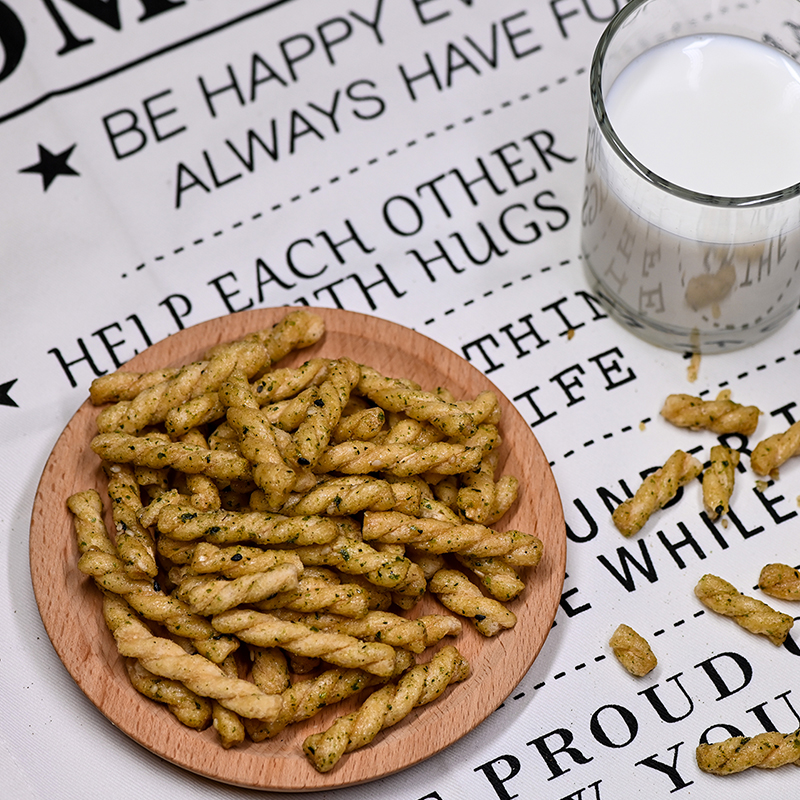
[2,1,800,798]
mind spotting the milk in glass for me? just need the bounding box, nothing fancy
[582,34,800,350]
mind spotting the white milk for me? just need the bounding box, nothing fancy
[606,34,800,197]
[582,34,800,351]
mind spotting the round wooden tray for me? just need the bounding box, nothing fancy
[30,307,566,792]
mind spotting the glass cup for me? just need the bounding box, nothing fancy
[580,0,800,353]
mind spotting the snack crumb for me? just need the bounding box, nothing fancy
[687,353,701,382]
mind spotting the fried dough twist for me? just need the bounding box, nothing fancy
[275,610,462,654]
[429,568,517,636]
[156,504,338,547]
[302,645,470,772]
[660,393,760,435]
[694,573,794,646]
[125,658,212,730]
[357,365,477,440]
[696,729,800,774]
[315,439,485,477]
[612,450,703,536]
[292,535,427,598]
[104,462,157,579]
[609,624,657,676]
[211,609,398,677]
[702,445,741,519]
[102,593,281,720]
[291,357,361,467]
[362,511,542,566]
[95,339,270,434]
[758,563,800,600]
[751,420,800,476]
[91,432,252,483]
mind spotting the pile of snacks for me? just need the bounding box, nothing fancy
[67,309,542,773]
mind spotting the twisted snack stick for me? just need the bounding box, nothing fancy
[91,432,252,483]
[696,729,800,774]
[226,405,298,511]
[292,534,427,597]
[357,365,476,439]
[457,450,519,525]
[609,624,657,677]
[249,646,291,694]
[751,420,800,476]
[291,357,361,467]
[315,440,484,476]
[164,392,225,437]
[303,645,470,773]
[156,504,338,546]
[758,563,800,600]
[455,554,524,601]
[660,393,761,435]
[252,358,331,403]
[248,653,416,742]
[90,368,180,405]
[104,462,158,579]
[95,339,270,434]
[429,569,517,636]
[211,655,246,748]
[102,593,282,719]
[362,511,543,566]
[280,475,397,517]
[248,307,326,364]
[261,386,320,431]
[381,415,444,446]
[694,573,794,645]
[179,430,221,511]
[612,450,703,537]
[278,610,462,653]
[175,562,302,615]
[331,406,386,443]
[67,490,117,557]
[255,567,372,618]
[211,608,398,677]
[77,549,238,663]
[190,542,302,577]
[125,658,212,730]
[702,445,740,519]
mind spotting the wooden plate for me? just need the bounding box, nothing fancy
[30,307,566,792]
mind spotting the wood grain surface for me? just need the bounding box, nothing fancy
[29,307,566,792]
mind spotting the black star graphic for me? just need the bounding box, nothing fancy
[0,379,18,408]
[20,144,79,191]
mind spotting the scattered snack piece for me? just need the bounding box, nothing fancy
[302,645,469,773]
[660,393,760,435]
[702,445,741,519]
[608,624,657,677]
[696,729,800,774]
[612,450,703,537]
[759,563,800,601]
[751,420,800,476]
[694,573,794,646]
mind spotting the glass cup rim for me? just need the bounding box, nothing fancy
[590,0,800,208]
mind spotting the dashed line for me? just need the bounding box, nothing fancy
[423,261,574,331]
[121,68,586,278]
[527,612,701,694]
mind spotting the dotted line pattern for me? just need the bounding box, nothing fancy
[499,610,708,705]
[547,346,800,468]
[691,347,800,392]
[121,66,587,279]
[422,259,577,326]
[549,416,653,468]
